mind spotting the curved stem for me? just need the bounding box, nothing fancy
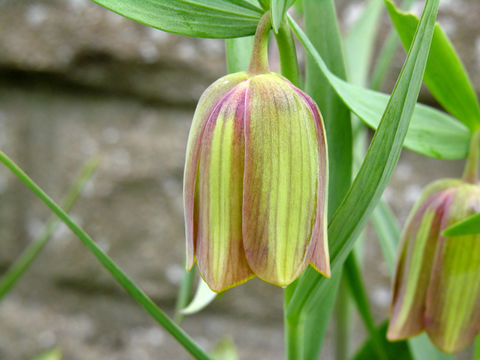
[248,11,272,75]
[275,22,300,86]
[462,130,480,184]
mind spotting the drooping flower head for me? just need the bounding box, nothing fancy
[388,131,480,353]
[183,13,329,292]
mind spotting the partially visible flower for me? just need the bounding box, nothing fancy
[388,179,480,353]
[183,71,329,292]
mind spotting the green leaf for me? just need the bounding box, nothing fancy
[0,151,212,360]
[174,267,195,324]
[352,322,412,360]
[306,28,470,159]
[32,349,62,360]
[181,277,217,315]
[91,0,263,39]
[287,0,440,318]
[270,0,288,33]
[0,156,100,301]
[344,0,383,86]
[385,0,480,132]
[443,212,480,236]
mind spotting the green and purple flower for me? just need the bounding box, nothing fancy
[388,179,480,353]
[183,71,329,292]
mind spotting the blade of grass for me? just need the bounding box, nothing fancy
[0,151,211,360]
[0,156,100,301]
[287,0,440,317]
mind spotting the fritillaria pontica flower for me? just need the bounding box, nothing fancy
[183,14,329,292]
[388,132,480,353]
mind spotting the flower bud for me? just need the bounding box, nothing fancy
[183,71,329,292]
[387,179,480,353]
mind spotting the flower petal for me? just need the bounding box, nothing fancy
[242,74,320,286]
[291,84,329,277]
[184,72,249,270]
[425,186,480,353]
[387,189,453,341]
[195,81,254,292]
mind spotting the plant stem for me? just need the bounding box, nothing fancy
[344,253,388,360]
[0,151,211,360]
[285,312,305,360]
[333,276,350,360]
[174,268,195,324]
[275,22,300,86]
[0,156,100,301]
[248,11,272,75]
[462,130,480,184]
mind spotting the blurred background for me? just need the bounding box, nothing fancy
[0,0,478,359]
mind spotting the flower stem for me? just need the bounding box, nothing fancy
[248,11,272,75]
[462,130,480,184]
[275,22,300,86]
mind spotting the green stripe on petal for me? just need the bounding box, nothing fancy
[184,72,249,269]
[426,185,480,353]
[388,190,453,340]
[195,82,253,292]
[243,74,319,286]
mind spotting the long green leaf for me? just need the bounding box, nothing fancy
[0,156,100,301]
[294,15,469,160]
[287,0,439,317]
[91,0,262,39]
[0,151,211,360]
[385,0,480,132]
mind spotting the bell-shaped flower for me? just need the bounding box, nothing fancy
[183,70,329,292]
[388,179,480,353]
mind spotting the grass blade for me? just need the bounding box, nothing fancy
[0,151,211,360]
[0,156,100,301]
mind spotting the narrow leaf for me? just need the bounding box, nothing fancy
[291,15,470,160]
[181,277,218,315]
[91,0,262,39]
[0,156,100,301]
[0,151,212,360]
[287,0,440,317]
[225,36,254,73]
[386,0,480,132]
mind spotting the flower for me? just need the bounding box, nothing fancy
[387,179,480,353]
[183,71,329,292]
